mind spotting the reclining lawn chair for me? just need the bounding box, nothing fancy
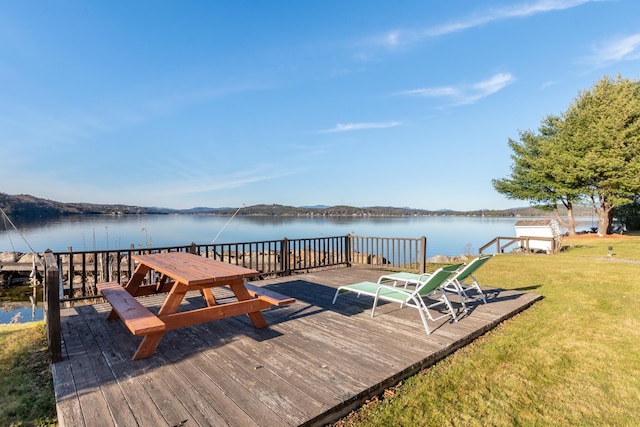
[379,256,492,307]
[442,255,492,304]
[378,263,469,310]
[332,266,459,335]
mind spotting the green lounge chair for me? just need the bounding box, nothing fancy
[442,255,491,304]
[332,267,458,335]
[378,263,468,310]
[380,256,491,306]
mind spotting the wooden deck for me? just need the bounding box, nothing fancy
[51,266,542,427]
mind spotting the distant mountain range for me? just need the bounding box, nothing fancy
[0,192,592,221]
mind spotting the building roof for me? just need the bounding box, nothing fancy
[514,219,555,227]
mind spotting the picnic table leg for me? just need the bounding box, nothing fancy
[107,263,150,320]
[133,332,165,360]
[125,264,151,294]
[158,282,189,316]
[107,307,120,320]
[131,281,188,359]
[156,274,176,293]
[200,288,217,306]
[229,281,268,328]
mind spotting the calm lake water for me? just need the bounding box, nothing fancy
[0,214,593,257]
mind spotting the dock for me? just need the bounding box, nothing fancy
[51,266,541,426]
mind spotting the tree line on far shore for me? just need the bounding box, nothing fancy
[0,191,594,223]
[493,74,640,235]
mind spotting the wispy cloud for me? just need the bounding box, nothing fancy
[586,32,640,66]
[0,82,262,155]
[319,121,401,133]
[112,165,301,207]
[540,80,560,90]
[137,83,266,120]
[400,73,516,106]
[170,172,291,195]
[371,0,597,48]
[0,104,112,149]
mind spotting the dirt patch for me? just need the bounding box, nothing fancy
[565,233,632,239]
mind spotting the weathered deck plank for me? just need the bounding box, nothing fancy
[52,266,542,427]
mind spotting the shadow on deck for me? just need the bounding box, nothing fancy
[52,266,542,427]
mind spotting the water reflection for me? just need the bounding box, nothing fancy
[0,301,44,324]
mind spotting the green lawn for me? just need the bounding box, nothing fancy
[335,235,640,426]
[0,321,56,426]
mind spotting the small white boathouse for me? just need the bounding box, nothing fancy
[514,219,563,253]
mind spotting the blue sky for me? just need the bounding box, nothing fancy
[1,0,639,211]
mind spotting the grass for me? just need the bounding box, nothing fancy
[3,235,640,426]
[334,235,640,426]
[0,321,56,426]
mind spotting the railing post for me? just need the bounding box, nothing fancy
[66,246,74,298]
[345,235,352,267]
[44,250,62,363]
[419,236,427,274]
[281,238,291,275]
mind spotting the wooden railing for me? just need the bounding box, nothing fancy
[350,235,426,272]
[41,234,426,361]
[478,235,560,254]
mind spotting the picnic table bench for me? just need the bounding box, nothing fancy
[96,281,165,335]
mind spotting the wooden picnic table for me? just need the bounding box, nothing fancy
[97,251,294,360]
